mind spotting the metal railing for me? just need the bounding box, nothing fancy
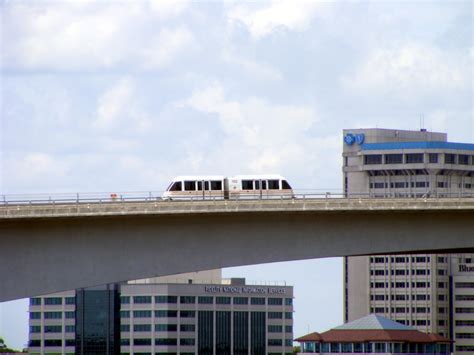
[1,189,473,206]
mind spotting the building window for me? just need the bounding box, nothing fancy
[445,153,456,164]
[285,325,293,332]
[459,155,470,165]
[30,325,41,333]
[65,311,75,319]
[65,339,75,347]
[180,310,196,318]
[251,297,266,305]
[155,324,178,332]
[134,338,152,346]
[364,155,382,165]
[28,340,41,347]
[44,325,62,333]
[268,312,282,319]
[456,333,474,339]
[120,324,130,332]
[120,310,130,318]
[429,153,438,163]
[405,153,424,164]
[268,298,283,305]
[120,296,130,304]
[65,297,75,305]
[133,296,152,304]
[120,338,130,346]
[44,297,62,305]
[455,283,474,288]
[29,312,41,319]
[180,338,196,346]
[385,154,403,164]
[198,296,213,304]
[456,308,474,313]
[155,295,177,303]
[285,298,293,306]
[44,339,62,347]
[44,311,62,319]
[285,312,292,319]
[133,310,152,318]
[180,296,196,304]
[268,325,283,332]
[155,310,178,318]
[456,295,474,301]
[30,298,41,306]
[456,320,474,326]
[268,339,282,346]
[233,297,248,305]
[134,324,152,332]
[216,296,231,304]
[180,324,195,332]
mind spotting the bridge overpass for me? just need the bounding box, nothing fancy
[1,197,473,301]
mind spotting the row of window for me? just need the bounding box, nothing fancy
[119,323,293,333]
[122,296,292,306]
[29,339,75,347]
[364,153,474,165]
[120,338,292,347]
[456,320,474,326]
[371,307,432,314]
[302,341,447,353]
[29,311,75,320]
[370,294,438,301]
[455,308,474,314]
[30,297,75,306]
[371,256,432,263]
[370,268,433,276]
[456,333,474,339]
[456,295,474,301]
[370,181,430,189]
[30,325,75,333]
[121,310,293,319]
[456,282,474,288]
[371,282,433,288]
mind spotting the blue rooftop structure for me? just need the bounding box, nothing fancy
[361,141,474,151]
[333,314,414,331]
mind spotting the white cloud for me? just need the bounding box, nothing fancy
[341,43,471,99]
[2,1,193,71]
[227,1,325,39]
[182,82,319,175]
[94,78,152,132]
[221,50,283,81]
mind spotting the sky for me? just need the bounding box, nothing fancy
[0,0,472,350]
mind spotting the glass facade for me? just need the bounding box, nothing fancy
[233,311,249,355]
[251,312,266,355]
[198,310,214,355]
[75,284,120,355]
[216,311,231,355]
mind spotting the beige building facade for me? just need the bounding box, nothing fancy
[342,128,474,353]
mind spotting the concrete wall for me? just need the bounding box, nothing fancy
[1,199,474,301]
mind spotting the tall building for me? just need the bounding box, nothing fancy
[28,270,294,355]
[342,128,474,353]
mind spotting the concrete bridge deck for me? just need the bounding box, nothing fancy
[1,197,473,301]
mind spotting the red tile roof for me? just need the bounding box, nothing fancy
[296,329,451,344]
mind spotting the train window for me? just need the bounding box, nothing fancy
[205,181,210,190]
[268,180,279,189]
[242,180,253,190]
[197,181,203,191]
[255,180,260,189]
[261,181,267,189]
[282,180,292,189]
[184,181,196,191]
[210,181,222,190]
[169,182,182,191]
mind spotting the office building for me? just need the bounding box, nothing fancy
[28,271,294,355]
[342,128,474,353]
[296,314,450,354]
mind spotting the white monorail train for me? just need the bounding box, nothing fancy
[162,174,293,200]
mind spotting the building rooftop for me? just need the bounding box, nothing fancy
[333,314,413,331]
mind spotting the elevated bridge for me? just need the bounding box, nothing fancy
[1,197,473,301]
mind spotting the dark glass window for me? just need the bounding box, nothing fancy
[44,297,62,305]
[44,311,62,319]
[459,155,470,165]
[44,339,62,347]
[406,153,424,163]
[45,325,62,333]
[268,312,282,319]
[156,324,178,331]
[282,180,292,189]
[268,298,283,305]
[156,338,177,346]
[268,339,282,346]
[216,311,231,355]
[30,325,41,333]
[385,154,403,164]
[180,338,195,346]
[169,181,182,191]
[30,298,41,306]
[180,324,195,332]
[216,296,231,304]
[211,180,223,190]
[242,180,253,189]
[251,297,265,305]
[120,296,130,304]
[120,324,130,332]
[155,310,178,318]
[155,295,177,303]
[134,324,152,332]
[30,312,41,319]
[364,155,382,165]
[233,312,248,355]
[445,153,456,164]
[120,310,130,318]
[268,180,279,189]
[233,297,248,305]
[199,311,214,355]
[184,181,196,191]
[120,339,130,346]
[133,296,152,304]
[65,339,75,347]
[133,310,152,318]
[29,340,41,347]
[180,296,196,304]
[251,312,266,355]
[180,310,196,318]
[198,296,213,304]
[268,325,282,332]
[65,297,75,305]
[285,312,292,319]
[285,325,293,332]
[134,338,152,346]
[429,153,438,163]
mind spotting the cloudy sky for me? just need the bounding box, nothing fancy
[1,0,472,349]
